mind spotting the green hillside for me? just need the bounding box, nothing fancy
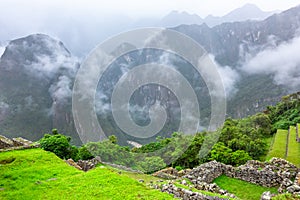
[266,126,300,167]
[266,129,288,160]
[286,126,300,167]
[0,149,174,200]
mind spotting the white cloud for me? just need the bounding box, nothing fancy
[209,55,239,97]
[0,46,5,58]
[242,36,300,90]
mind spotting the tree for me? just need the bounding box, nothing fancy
[39,130,77,160]
[108,135,118,144]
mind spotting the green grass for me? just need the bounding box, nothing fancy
[213,175,278,200]
[0,149,174,200]
[266,129,288,160]
[286,126,300,167]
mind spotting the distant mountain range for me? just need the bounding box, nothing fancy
[160,3,279,27]
[0,4,299,145]
[0,4,281,57]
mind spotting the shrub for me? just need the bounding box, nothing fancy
[39,129,78,160]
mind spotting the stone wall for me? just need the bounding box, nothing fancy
[0,135,39,151]
[156,182,233,200]
[183,158,298,188]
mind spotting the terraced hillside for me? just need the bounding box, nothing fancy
[286,126,300,167]
[267,125,300,167]
[267,129,288,160]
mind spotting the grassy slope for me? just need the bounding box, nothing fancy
[0,149,174,200]
[286,126,300,167]
[213,175,278,200]
[266,129,288,160]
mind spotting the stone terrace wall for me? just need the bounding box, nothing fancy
[184,158,299,188]
[0,135,39,151]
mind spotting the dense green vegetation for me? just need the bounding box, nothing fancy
[0,149,174,200]
[213,175,278,200]
[37,92,300,172]
[76,112,272,171]
[39,129,93,161]
[267,93,300,130]
[266,129,288,160]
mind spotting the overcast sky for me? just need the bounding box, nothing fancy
[1,0,299,56]
[2,0,299,18]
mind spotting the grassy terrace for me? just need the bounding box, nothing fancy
[266,129,288,160]
[213,175,278,200]
[0,149,174,200]
[286,126,300,167]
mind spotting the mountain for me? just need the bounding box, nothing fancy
[159,4,278,28]
[0,34,80,143]
[159,10,203,27]
[0,5,299,145]
[172,4,300,117]
[204,3,279,27]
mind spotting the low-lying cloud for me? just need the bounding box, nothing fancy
[242,36,300,91]
[209,55,239,97]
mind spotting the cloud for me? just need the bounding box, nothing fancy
[0,46,5,58]
[209,55,239,97]
[49,75,72,103]
[242,36,300,90]
[95,92,111,114]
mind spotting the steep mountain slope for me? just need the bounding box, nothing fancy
[173,5,300,117]
[0,34,80,143]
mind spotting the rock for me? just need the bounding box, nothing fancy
[138,179,144,183]
[287,185,295,193]
[153,167,179,179]
[181,180,187,185]
[294,184,300,192]
[152,171,177,179]
[260,191,274,200]
[65,159,82,170]
[76,157,102,171]
[12,137,33,147]
[0,135,14,149]
[0,135,39,151]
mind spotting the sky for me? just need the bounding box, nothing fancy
[0,0,299,56]
[1,0,299,18]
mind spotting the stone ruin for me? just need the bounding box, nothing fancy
[153,158,300,199]
[0,135,39,151]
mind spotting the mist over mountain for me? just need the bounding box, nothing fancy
[0,34,80,143]
[0,4,299,144]
[0,3,279,57]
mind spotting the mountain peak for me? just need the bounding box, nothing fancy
[1,34,71,66]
